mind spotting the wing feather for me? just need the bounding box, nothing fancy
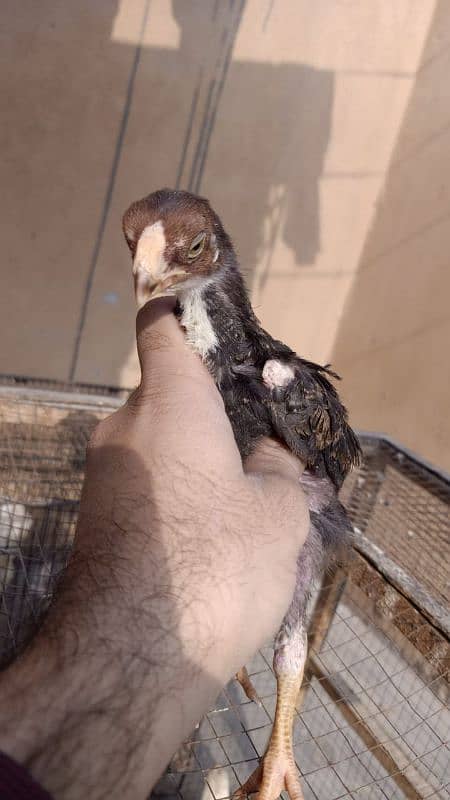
[264,358,361,488]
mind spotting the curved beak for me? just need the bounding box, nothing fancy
[132,224,187,308]
[133,268,188,308]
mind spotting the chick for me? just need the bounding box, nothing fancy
[123,189,360,799]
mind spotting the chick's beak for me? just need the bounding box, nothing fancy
[133,268,187,308]
[133,267,174,308]
[132,225,187,308]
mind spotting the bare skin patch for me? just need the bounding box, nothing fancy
[262,359,295,390]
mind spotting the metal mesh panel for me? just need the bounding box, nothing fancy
[0,393,102,664]
[340,438,450,613]
[0,499,76,663]
[0,381,448,799]
[154,592,448,800]
[0,373,131,400]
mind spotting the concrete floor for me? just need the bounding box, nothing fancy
[1,1,449,470]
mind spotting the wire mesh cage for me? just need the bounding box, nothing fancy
[0,380,448,800]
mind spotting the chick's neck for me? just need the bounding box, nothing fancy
[176,246,263,363]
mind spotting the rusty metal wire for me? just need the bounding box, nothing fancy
[0,380,448,799]
[0,373,130,399]
[341,437,450,626]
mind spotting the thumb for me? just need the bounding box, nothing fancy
[135,297,180,378]
[136,297,223,410]
[244,437,305,483]
[135,297,211,393]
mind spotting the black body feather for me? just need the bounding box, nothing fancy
[192,239,361,634]
[125,187,361,644]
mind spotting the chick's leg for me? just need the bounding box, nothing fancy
[233,628,307,800]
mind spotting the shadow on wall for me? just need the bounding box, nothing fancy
[2,0,333,385]
[71,0,334,384]
[171,0,333,293]
[331,0,450,470]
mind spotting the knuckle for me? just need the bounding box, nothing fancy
[86,422,105,451]
[85,413,116,454]
[125,386,147,413]
[126,380,166,417]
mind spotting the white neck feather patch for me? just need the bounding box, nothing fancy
[178,283,218,360]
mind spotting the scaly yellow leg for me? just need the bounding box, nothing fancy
[233,670,305,799]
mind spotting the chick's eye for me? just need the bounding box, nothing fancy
[188,232,206,260]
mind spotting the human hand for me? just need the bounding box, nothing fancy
[0,299,308,799]
[82,298,308,674]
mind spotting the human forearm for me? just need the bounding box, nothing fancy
[0,504,235,799]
